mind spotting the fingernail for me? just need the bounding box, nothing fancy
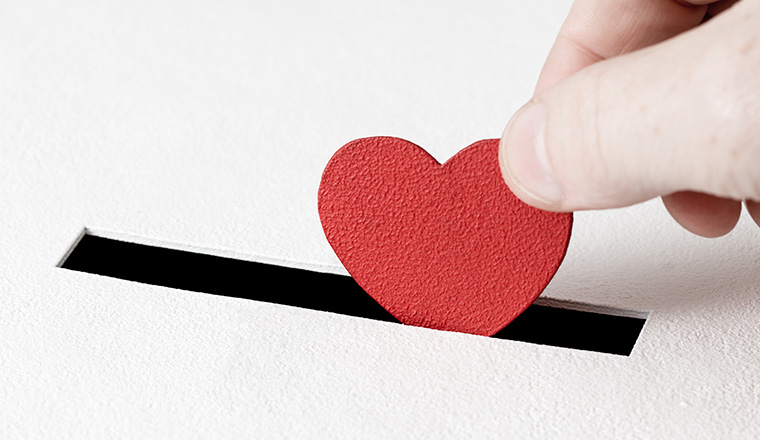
[500,102,563,206]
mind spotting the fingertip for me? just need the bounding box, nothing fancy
[499,102,568,212]
[662,191,742,238]
[746,200,760,228]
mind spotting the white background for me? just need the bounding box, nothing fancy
[1,1,759,438]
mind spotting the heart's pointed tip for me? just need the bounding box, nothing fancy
[394,303,530,337]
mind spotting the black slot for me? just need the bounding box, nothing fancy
[61,234,645,355]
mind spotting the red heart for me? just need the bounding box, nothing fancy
[318,137,572,336]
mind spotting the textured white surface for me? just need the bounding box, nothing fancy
[1,0,759,438]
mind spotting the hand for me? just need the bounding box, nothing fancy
[499,0,760,237]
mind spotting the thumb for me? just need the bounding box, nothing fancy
[499,4,760,212]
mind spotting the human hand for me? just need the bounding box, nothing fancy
[499,0,760,237]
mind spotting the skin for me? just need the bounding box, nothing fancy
[499,0,760,237]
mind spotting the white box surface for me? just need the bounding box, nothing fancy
[1,1,759,438]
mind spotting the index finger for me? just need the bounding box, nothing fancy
[535,0,724,93]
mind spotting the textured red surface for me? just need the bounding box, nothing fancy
[318,137,572,336]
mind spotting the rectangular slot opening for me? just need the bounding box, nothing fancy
[60,233,646,355]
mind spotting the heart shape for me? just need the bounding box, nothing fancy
[318,137,572,336]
